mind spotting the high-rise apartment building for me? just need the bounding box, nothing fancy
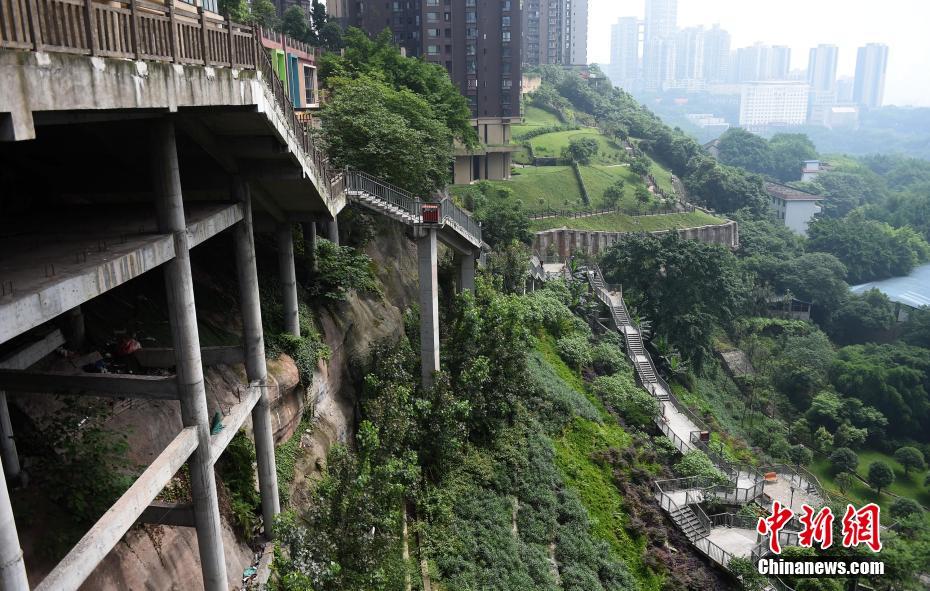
[808,44,839,92]
[346,0,521,184]
[522,0,588,67]
[732,43,791,82]
[702,25,731,83]
[642,0,677,90]
[609,17,640,90]
[675,27,705,84]
[806,44,839,125]
[853,43,889,109]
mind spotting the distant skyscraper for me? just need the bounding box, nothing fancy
[808,44,839,92]
[643,0,677,91]
[739,81,811,131]
[675,27,705,83]
[609,17,640,89]
[734,43,791,82]
[768,46,791,79]
[702,25,731,83]
[853,43,889,109]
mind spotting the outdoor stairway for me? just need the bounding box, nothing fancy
[349,191,418,225]
[670,505,709,542]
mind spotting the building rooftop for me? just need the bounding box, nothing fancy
[851,263,930,309]
[765,182,825,202]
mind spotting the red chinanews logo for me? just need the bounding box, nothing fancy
[757,502,882,554]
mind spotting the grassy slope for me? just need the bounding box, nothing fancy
[579,165,640,209]
[529,210,724,233]
[810,448,930,512]
[487,166,585,211]
[529,128,626,164]
[536,335,662,591]
[512,105,563,140]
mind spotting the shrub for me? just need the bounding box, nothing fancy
[218,431,261,537]
[310,239,381,301]
[590,341,626,375]
[557,334,593,370]
[525,290,578,337]
[894,446,927,475]
[674,451,728,485]
[889,497,922,520]
[867,461,895,496]
[592,373,659,428]
[828,447,859,474]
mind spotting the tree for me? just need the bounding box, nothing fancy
[814,426,834,453]
[889,497,922,520]
[894,446,927,476]
[321,29,476,147]
[602,180,625,208]
[281,5,310,42]
[717,128,774,176]
[768,133,818,182]
[835,472,855,494]
[634,185,651,205]
[601,233,749,370]
[828,447,859,474]
[465,183,532,248]
[565,137,599,164]
[811,171,877,219]
[789,444,813,469]
[249,0,278,28]
[867,461,895,496]
[828,289,895,345]
[629,156,650,177]
[834,423,867,448]
[321,75,453,196]
[684,157,770,215]
[592,373,660,428]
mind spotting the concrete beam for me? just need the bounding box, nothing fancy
[136,501,196,528]
[209,384,261,464]
[417,229,440,389]
[35,427,199,591]
[133,346,245,369]
[0,203,241,346]
[0,370,180,400]
[175,117,239,174]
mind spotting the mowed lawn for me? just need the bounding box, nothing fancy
[452,166,586,213]
[579,165,641,209]
[512,105,563,140]
[809,448,930,514]
[529,128,626,164]
[529,210,724,233]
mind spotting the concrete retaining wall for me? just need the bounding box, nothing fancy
[533,220,739,258]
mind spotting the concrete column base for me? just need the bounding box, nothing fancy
[0,454,28,591]
[417,229,440,389]
[327,216,339,245]
[0,393,20,483]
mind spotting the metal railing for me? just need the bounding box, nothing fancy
[710,512,757,530]
[759,463,828,505]
[440,197,482,245]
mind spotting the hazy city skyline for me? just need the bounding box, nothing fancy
[588,0,930,106]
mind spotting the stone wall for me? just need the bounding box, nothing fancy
[533,220,739,258]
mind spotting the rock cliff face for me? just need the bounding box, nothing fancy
[17,219,419,590]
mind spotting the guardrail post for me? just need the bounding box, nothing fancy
[225,18,234,67]
[168,0,178,63]
[26,0,43,51]
[83,0,98,56]
[198,6,208,64]
[129,0,140,59]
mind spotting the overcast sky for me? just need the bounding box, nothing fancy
[587,0,930,106]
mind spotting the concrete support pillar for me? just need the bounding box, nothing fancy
[302,222,318,272]
[276,223,300,337]
[0,394,20,482]
[327,216,339,245]
[152,119,228,591]
[0,455,28,591]
[454,252,476,294]
[64,306,85,351]
[417,229,440,389]
[232,178,281,539]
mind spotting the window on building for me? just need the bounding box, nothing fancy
[303,65,317,105]
[427,28,439,37]
[502,31,511,42]
[426,12,438,22]
[502,16,510,26]
[427,45,439,54]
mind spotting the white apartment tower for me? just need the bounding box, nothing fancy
[643,0,677,90]
[739,81,811,131]
[567,0,589,65]
[702,25,731,83]
[853,43,889,109]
